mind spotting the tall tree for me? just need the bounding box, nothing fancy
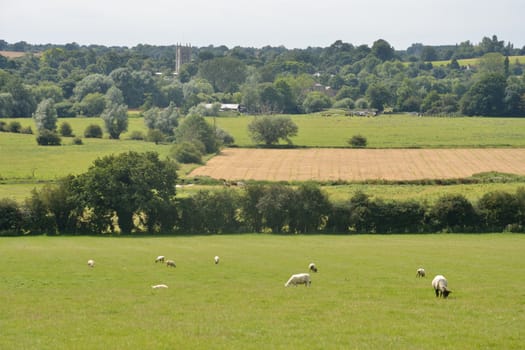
[101,103,128,139]
[33,98,57,131]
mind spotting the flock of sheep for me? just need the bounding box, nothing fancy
[86,257,451,298]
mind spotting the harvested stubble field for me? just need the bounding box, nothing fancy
[190,148,525,181]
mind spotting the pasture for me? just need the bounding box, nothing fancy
[1,234,523,349]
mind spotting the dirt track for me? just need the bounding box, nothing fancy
[189,148,525,181]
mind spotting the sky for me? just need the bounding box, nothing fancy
[1,0,524,50]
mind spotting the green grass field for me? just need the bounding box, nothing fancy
[430,55,525,67]
[1,234,523,349]
[210,114,525,148]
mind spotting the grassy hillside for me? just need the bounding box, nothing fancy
[1,234,523,349]
[429,55,525,67]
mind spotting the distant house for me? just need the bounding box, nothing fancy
[204,103,243,112]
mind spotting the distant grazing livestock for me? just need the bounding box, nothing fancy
[214,256,220,264]
[155,255,165,263]
[432,275,452,298]
[87,259,95,268]
[166,260,176,268]
[151,284,168,289]
[285,273,311,287]
[309,263,318,273]
[416,268,426,278]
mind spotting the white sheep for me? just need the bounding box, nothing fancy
[432,275,452,298]
[155,255,165,263]
[166,259,176,268]
[285,273,311,287]
[87,259,95,268]
[151,284,169,289]
[214,256,220,264]
[309,262,318,273]
[416,267,426,278]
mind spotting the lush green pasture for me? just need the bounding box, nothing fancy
[1,234,523,349]
[210,114,525,148]
[430,55,525,67]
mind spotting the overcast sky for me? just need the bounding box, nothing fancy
[1,0,524,50]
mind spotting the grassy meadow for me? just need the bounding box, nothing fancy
[1,234,523,349]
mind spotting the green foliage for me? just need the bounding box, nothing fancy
[72,137,83,145]
[302,91,332,113]
[429,194,478,232]
[348,134,367,148]
[128,130,145,140]
[143,102,179,135]
[477,191,519,230]
[78,92,106,117]
[170,141,203,164]
[6,120,21,133]
[0,198,22,235]
[101,103,128,139]
[248,115,298,146]
[146,129,164,143]
[33,98,57,132]
[198,56,247,93]
[58,121,74,137]
[84,124,103,138]
[36,129,61,146]
[175,114,218,153]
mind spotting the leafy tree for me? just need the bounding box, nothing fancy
[59,121,74,137]
[143,102,180,135]
[366,83,391,111]
[84,124,103,138]
[36,129,61,146]
[198,56,247,92]
[460,73,506,116]
[170,141,203,164]
[76,151,178,234]
[73,73,113,101]
[288,183,332,233]
[248,116,298,146]
[33,98,57,132]
[175,114,217,153]
[101,103,128,139]
[371,39,395,61]
[429,194,477,232]
[302,91,332,113]
[477,191,519,231]
[0,198,23,235]
[78,92,106,117]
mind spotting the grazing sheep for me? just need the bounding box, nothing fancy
[432,275,452,298]
[87,259,95,268]
[155,255,165,263]
[214,256,220,264]
[166,259,176,268]
[309,263,318,273]
[416,268,426,278]
[285,273,311,287]
[151,284,168,289]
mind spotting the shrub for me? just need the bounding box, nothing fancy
[348,134,367,148]
[146,129,164,144]
[20,126,33,134]
[84,124,103,138]
[129,130,145,140]
[55,101,76,117]
[0,198,23,235]
[36,129,61,146]
[59,121,74,137]
[7,121,22,133]
[72,137,83,145]
[171,141,203,164]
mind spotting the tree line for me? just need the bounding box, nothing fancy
[1,152,524,236]
[1,35,525,121]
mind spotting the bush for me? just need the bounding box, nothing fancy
[0,198,23,235]
[7,121,22,133]
[36,129,61,146]
[171,141,203,164]
[129,130,145,140]
[72,137,83,145]
[348,134,367,148]
[59,121,74,137]
[55,101,76,117]
[146,129,164,144]
[20,126,33,134]
[84,124,103,138]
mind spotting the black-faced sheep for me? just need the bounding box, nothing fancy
[166,259,176,268]
[214,256,220,264]
[87,259,95,268]
[432,275,452,298]
[309,263,318,273]
[416,268,426,278]
[155,255,165,263]
[285,273,311,287]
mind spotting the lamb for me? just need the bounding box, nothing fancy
[151,284,168,289]
[285,273,311,287]
[309,263,318,273]
[214,256,220,264]
[155,255,165,263]
[166,259,176,268]
[432,275,452,298]
[416,267,426,278]
[87,259,95,268]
